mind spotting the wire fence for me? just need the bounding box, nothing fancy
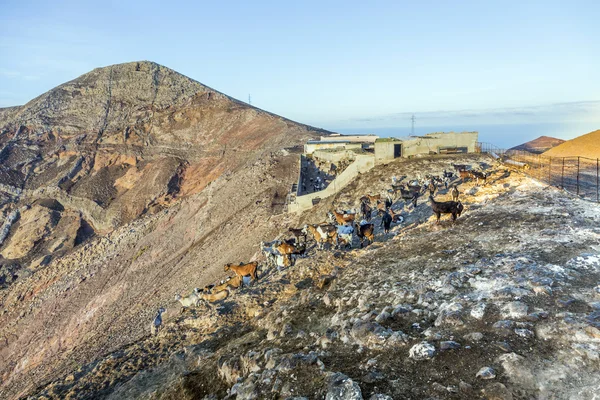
[477,142,600,203]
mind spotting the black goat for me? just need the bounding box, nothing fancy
[429,195,464,224]
[470,170,487,185]
[381,211,393,233]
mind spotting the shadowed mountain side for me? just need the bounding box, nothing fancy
[510,135,565,154]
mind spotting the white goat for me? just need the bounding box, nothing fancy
[174,288,201,309]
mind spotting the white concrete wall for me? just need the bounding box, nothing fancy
[401,132,478,158]
[312,149,358,163]
[288,154,375,213]
[319,135,379,143]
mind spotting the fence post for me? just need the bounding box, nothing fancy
[561,158,565,188]
[597,158,599,203]
[548,157,551,186]
[577,156,580,196]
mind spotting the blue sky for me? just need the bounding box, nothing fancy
[1,0,598,145]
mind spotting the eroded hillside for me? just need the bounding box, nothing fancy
[19,155,600,399]
[0,62,325,399]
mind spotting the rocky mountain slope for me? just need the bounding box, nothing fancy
[510,136,565,154]
[0,62,326,398]
[544,130,600,159]
[20,154,600,400]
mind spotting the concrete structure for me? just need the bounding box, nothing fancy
[288,154,375,213]
[289,131,478,213]
[318,134,379,143]
[312,149,359,163]
[374,131,478,164]
[304,140,363,155]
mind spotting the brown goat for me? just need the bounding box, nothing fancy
[365,194,381,203]
[304,224,337,249]
[459,170,471,180]
[201,289,229,303]
[355,222,374,248]
[329,209,356,225]
[451,186,459,202]
[224,262,258,281]
[212,275,243,293]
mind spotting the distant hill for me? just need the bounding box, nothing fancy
[510,135,565,154]
[544,129,600,159]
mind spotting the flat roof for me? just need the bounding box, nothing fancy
[307,140,351,144]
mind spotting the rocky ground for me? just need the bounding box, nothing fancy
[21,155,600,399]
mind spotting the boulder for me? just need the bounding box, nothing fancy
[409,342,436,360]
[325,372,363,400]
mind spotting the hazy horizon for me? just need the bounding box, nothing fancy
[335,122,599,150]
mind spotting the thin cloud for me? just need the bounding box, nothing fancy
[0,68,40,81]
[346,101,600,124]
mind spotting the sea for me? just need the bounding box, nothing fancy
[334,122,600,150]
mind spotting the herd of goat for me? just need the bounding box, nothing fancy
[160,163,488,333]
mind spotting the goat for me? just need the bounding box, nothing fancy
[365,194,381,204]
[381,211,393,234]
[459,169,471,180]
[429,195,464,224]
[202,288,229,303]
[150,307,166,335]
[288,227,307,244]
[175,288,201,309]
[453,164,469,172]
[328,209,356,225]
[470,170,487,185]
[451,185,459,202]
[261,241,280,268]
[360,200,373,221]
[303,224,337,249]
[224,262,258,281]
[388,207,404,223]
[396,185,420,207]
[443,169,454,179]
[375,195,393,212]
[428,181,437,197]
[212,275,243,293]
[276,241,306,256]
[336,224,354,249]
[275,241,306,266]
[355,221,375,248]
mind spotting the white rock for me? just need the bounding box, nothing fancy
[502,301,529,319]
[476,367,496,380]
[409,342,436,360]
[470,303,486,320]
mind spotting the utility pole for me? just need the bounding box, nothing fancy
[248,94,252,105]
[411,114,416,136]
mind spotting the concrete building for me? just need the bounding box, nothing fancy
[304,140,363,155]
[374,131,478,163]
[318,134,379,143]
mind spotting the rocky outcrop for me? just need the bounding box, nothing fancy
[0,61,326,258]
